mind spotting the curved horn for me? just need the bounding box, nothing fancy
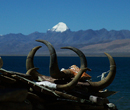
[89,52,116,91]
[26,46,42,70]
[36,40,65,79]
[26,46,44,81]
[26,67,41,81]
[56,68,87,90]
[61,46,87,68]
[61,46,91,81]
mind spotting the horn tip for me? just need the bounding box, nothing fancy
[61,46,72,49]
[35,46,42,49]
[104,52,110,56]
[35,39,40,42]
[61,47,67,49]
[36,39,44,42]
[38,46,42,48]
[33,67,39,70]
[26,67,39,75]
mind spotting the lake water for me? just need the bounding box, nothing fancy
[1,56,130,110]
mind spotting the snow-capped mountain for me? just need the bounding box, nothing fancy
[1,26,130,56]
[48,22,69,32]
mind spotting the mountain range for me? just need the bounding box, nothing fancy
[0,22,130,56]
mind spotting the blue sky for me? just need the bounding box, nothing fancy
[0,0,130,35]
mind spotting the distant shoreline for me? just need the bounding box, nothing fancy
[1,53,130,57]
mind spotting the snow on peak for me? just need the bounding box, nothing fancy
[48,22,69,32]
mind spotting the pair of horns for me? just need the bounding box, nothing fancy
[26,40,88,79]
[26,40,116,91]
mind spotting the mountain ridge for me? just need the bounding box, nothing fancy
[0,28,130,56]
